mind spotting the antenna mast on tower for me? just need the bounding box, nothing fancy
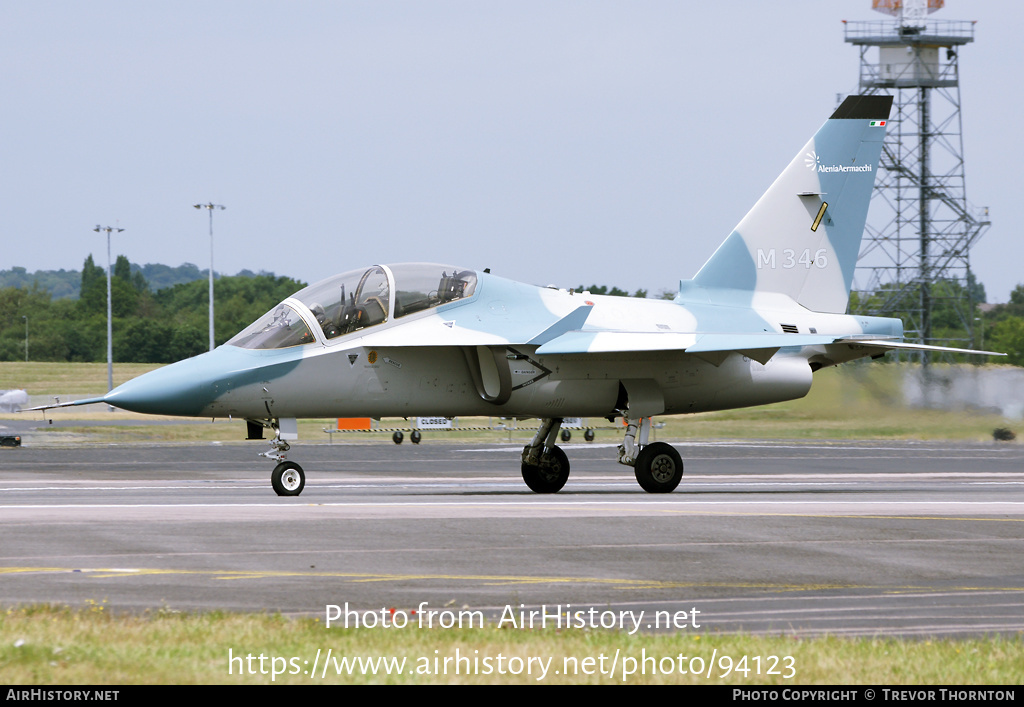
[845,0,990,364]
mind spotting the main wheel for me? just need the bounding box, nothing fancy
[271,461,305,496]
[410,430,422,444]
[634,442,683,493]
[521,445,570,493]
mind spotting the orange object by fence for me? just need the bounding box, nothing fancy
[337,418,372,430]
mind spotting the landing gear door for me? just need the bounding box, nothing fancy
[620,378,665,418]
[278,417,298,441]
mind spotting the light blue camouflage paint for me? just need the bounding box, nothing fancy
[105,346,305,417]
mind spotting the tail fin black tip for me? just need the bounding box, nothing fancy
[830,94,894,120]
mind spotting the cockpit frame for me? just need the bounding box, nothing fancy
[227,263,478,350]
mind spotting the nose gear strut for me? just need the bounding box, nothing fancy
[252,418,306,497]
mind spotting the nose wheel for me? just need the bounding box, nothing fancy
[271,461,305,496]
[256,419,307,496]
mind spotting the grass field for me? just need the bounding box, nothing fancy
[1,606,1021,685]
[0,361,162,395]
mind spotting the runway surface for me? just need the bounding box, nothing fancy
[1,438,1022,637]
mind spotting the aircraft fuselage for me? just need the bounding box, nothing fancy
[103,271,900,423]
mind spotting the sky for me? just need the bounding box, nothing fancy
[3,1,1022,302]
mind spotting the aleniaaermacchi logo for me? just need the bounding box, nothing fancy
[804,150,822,171]
[804,150,872,173]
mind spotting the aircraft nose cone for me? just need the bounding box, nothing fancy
[104,352,223,416]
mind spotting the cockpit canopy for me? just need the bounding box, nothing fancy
[227,263,478,350]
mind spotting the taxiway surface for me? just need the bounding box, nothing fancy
[1,439,1022,637]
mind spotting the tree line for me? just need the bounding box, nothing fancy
[850,276,1024,366]
[0,261,280,298]
[1,262,1022,366]
[0,255,304,363]
[977,285,1024,366]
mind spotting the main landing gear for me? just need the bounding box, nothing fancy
[617,414,684,493]
[521,418,570,493]
[521,415,683,494]
[253,413,681,497]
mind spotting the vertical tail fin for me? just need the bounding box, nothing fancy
[691,95,893,313]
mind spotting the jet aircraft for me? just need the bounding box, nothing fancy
[31,95,1001,496]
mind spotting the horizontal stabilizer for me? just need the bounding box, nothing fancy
[834,339,1005,357]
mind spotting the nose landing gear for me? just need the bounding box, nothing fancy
[255,418,307,497]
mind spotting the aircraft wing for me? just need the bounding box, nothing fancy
[535,331,837,355]
[357,304,596,349]
[535,331,696,354]
[536,331,844,364]
[535,331,1004,361]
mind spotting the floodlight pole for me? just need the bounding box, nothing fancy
[22,316,27,362]
[93,225,125,401]
[194,203,226,351]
